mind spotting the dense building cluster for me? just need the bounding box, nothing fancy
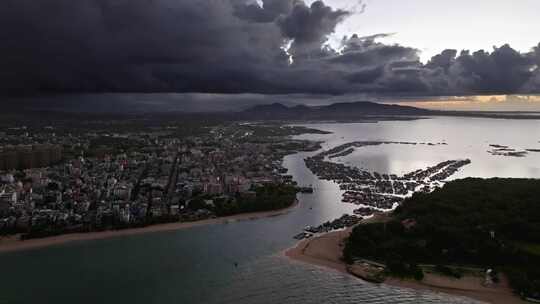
[0,123,319,238]
[0,144,63,170]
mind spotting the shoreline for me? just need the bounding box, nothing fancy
[0,199,299,254]
[284,223,525,304]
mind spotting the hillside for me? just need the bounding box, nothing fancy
[241,101,433,120]
[344,178,540,299]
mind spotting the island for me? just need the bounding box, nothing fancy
[487,144,529,157]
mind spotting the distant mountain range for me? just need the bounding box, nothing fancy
[240,101,434,120]
[5,96,539,121]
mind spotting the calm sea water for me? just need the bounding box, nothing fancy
[2,116,539,304]
[296,117,540,179]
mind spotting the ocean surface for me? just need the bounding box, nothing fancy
[2,116,540,304]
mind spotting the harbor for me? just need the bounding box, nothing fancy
[294,214,363,239]
[304,141,471,215]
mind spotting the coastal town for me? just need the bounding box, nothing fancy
[0,121,322,239]
[1,123,474,243]
[2,118,538,304]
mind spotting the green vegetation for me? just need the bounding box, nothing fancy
[187,184,297,216]
[211,184,297,216]
[343,178,540,298]
[246,125,331,137]
[228,124,330,144]
[515,242,540,256]
[85,137,144,157]
[432,265,463,279]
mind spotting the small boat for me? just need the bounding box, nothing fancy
[293,232,306,240]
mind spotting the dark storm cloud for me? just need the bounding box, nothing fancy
[233,0,294,22]
[0,0,539,97]
[424,45,538,94]
[329,35,418,67]
[426,49,458,72]
[0,0,288,94]
[276,1,349,56]
[523,43,540,92]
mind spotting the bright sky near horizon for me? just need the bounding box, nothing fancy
[314,0,540,62]
[390,95,540,111]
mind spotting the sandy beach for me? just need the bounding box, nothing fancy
[284,221,525,304]
[0,199,299,254]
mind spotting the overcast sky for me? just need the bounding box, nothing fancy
[1,0,539,110]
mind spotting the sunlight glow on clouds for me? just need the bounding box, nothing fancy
[394,95,540,111]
